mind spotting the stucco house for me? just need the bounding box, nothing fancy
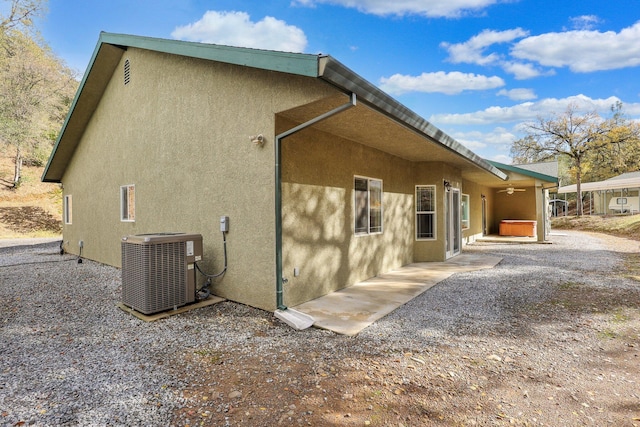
[42,33,557,313]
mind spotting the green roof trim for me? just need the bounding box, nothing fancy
[42,40,125,182]
[100,33,321,77]
[488,160,558,184]
[42,32,509,183]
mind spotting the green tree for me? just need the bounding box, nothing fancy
[583,102,640,182]
[0,0,77,188]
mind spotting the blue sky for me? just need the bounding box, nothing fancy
[36,0,640,163]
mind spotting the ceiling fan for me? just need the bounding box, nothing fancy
[498,187,526,195]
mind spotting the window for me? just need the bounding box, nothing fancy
[416,185,436,240]
[63,195,72,225]
[355,176,383,235]
[461,194,470,230]
[616,197,628,205]
[120,185,135,222]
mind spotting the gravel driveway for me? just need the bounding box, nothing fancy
[1,231,639,426]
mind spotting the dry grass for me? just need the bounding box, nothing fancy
[552,214,640,241]
[0,154,62,238]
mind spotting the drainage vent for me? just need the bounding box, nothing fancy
[124,59,130,85]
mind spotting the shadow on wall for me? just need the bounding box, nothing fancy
[282,182,413,306]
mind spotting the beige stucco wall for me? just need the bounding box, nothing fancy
[60,47,338,310]
[461,179,492,243]
[280,123,415,306]
[492,182,551,241]
[411,163,463,262]
[57,45,549,312]
[492,185,537,230]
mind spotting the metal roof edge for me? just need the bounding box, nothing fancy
[318,56,507,181]
[488,160,558,184]
[42,33,113,182]
[558,175,640,193]
[99,32,320,77]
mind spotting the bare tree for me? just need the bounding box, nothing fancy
[511,104,609,216]
[0,0,43,31]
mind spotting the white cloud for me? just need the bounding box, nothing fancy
[511,21,640,72]
[441,28,529,65]
[453,127,516,147]
[500,61,552,80]
[490,153,513,163]
[569,15,601,31]
[292,0,502,18]
[171,11,307,52]
[379,71,504,95]
[430,94,632,125]
[497,88,537,101]
[441,29,559,80]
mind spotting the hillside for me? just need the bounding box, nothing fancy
[552,214,640,241]
[0,154,62,238]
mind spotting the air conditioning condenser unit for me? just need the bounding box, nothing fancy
[121,233,203,314]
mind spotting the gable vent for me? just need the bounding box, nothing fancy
[124,59,131,85]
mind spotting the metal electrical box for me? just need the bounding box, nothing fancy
[220,215,229,232]
[121,233,203,314]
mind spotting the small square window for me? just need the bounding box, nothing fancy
[120,185,135,222]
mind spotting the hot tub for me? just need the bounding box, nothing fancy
[499,220,537,237]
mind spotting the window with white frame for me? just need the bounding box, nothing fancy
[120,185,135,222]
[416,185,436,240]
[63,195,72,225]
[461,193,470,229]
[354,176,383,235]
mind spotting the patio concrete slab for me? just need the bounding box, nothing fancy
[476,234,548,244]
[293,254,502,336]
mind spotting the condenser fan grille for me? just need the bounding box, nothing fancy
[121,233,202,314]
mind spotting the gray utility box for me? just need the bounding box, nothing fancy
[121,233,203,314]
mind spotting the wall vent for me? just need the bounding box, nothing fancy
[121,233,202,314]
[124,59,131,85]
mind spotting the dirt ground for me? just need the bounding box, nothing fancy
[171,234,640,427]
[0,155,62,238]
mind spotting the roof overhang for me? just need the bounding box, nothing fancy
[482,161,558,190]
[43,33,508,184]
[42,40,125,182]
[316,56,507,182]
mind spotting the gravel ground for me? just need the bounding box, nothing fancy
[1,231,639,426]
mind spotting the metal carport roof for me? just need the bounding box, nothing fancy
[558,176,640,193]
